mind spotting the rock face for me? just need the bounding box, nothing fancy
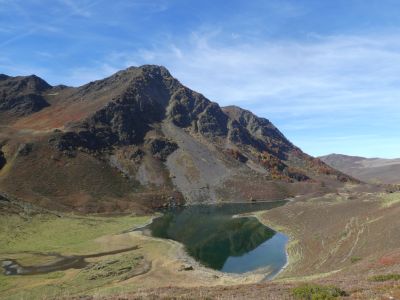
[0,65,356,213]
[147,138,178,161]
[0,75,50,117]
[223,106,294,159]
[0,150,5,170]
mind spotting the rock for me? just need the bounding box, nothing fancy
[196,102,228,137]
[167,88,227,137]
[148,138,178,161]
[1,260,13,267]
[0,150,5,169]
[225,148,248,163]
[178,264,194,271]
[18,143,33,156]
[129,148,144,162]
[0,75,51,116]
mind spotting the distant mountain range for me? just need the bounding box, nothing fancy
[0,65,356,213]
[320,154,400,184]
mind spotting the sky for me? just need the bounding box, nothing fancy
[0,0,400,158]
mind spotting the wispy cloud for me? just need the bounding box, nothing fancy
[0,0,103,48]
[60,28,398,157]
[58,0,92,18]
[64,63,119,86]
[81,29,400,117]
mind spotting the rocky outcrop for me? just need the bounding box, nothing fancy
[167,88,228,137]
[224,148,248,163]
[0,75,51,116]
[223,106,294,159]
[17,143,33,156]
[147,138,178,161]
[0,150,5,170]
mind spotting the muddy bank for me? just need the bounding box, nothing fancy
[1,246,139,275]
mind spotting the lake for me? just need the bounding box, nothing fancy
[145,201,289,278]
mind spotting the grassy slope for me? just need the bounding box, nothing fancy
[0,214,149,255]
[4,191,400,299]
[112,190,400,299]
[0,214,150,299]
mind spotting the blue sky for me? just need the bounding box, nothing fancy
[1,0,400,158]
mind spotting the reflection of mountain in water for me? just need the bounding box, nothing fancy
[149,203,279,270]
[188,218,275,269]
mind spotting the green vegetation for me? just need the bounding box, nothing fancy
[350,256,362,264]
[292,283,347,300]
[380,192,400,208]
[0,252,147,300]
[369,274,400,282]
[0,213,151,299]
[0,213,150,255]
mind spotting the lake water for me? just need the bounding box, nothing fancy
[146,201,288,278]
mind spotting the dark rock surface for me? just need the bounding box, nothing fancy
[0,150,5,170]
[0,75,51,116]
[147,138,178,161]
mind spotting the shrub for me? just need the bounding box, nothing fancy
[369,274,400,282]
[292,283,347,300]
[350,256,362,264]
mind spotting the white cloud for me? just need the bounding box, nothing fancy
[61,63,119,86]
[91,30,400,118]
[3,25,398,156]
[82,29,399,158]
[58,0,93,18]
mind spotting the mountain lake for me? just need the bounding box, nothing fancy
[143,201,289,279]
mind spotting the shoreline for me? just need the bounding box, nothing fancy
[236,211,291,281]
[139,202,291,283]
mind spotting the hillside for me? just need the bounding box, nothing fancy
[0,65,356,213]
[320,153,400,184]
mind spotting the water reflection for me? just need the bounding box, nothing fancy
[148,202,288,274]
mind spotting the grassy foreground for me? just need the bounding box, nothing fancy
[0,213,151,299]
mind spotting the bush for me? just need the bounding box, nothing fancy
[369,274,400,282]
[292,283,347,300]
[350,256,362,264]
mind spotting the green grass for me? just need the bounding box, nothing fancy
[0,213,151,300]
[12,253,144,299]
[292,283,347,300]
[369,274,400,282]
[350,256,362,264]
[380,192,400,208]
[0,213,150,255]
[0,252,146,300]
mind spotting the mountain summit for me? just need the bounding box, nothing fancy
[0,65,355,213]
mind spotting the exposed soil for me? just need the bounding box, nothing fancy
[87,187,400,299]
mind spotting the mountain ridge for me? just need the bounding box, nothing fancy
[320,153,400,184]
[0,65,357,213]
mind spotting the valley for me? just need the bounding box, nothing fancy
[1,66,399,299]
[2,187,400,299]
[3,1,400,298]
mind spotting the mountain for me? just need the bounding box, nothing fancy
[0,65,356,213]
[320,153,400,184]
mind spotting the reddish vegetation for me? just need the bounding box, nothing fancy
[0,65,356,212]
[224,148,248,163]
[379,253,400,266]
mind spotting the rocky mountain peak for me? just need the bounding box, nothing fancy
[0,74,51,117]
[0,74,10,81]
[0,65,357,212]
